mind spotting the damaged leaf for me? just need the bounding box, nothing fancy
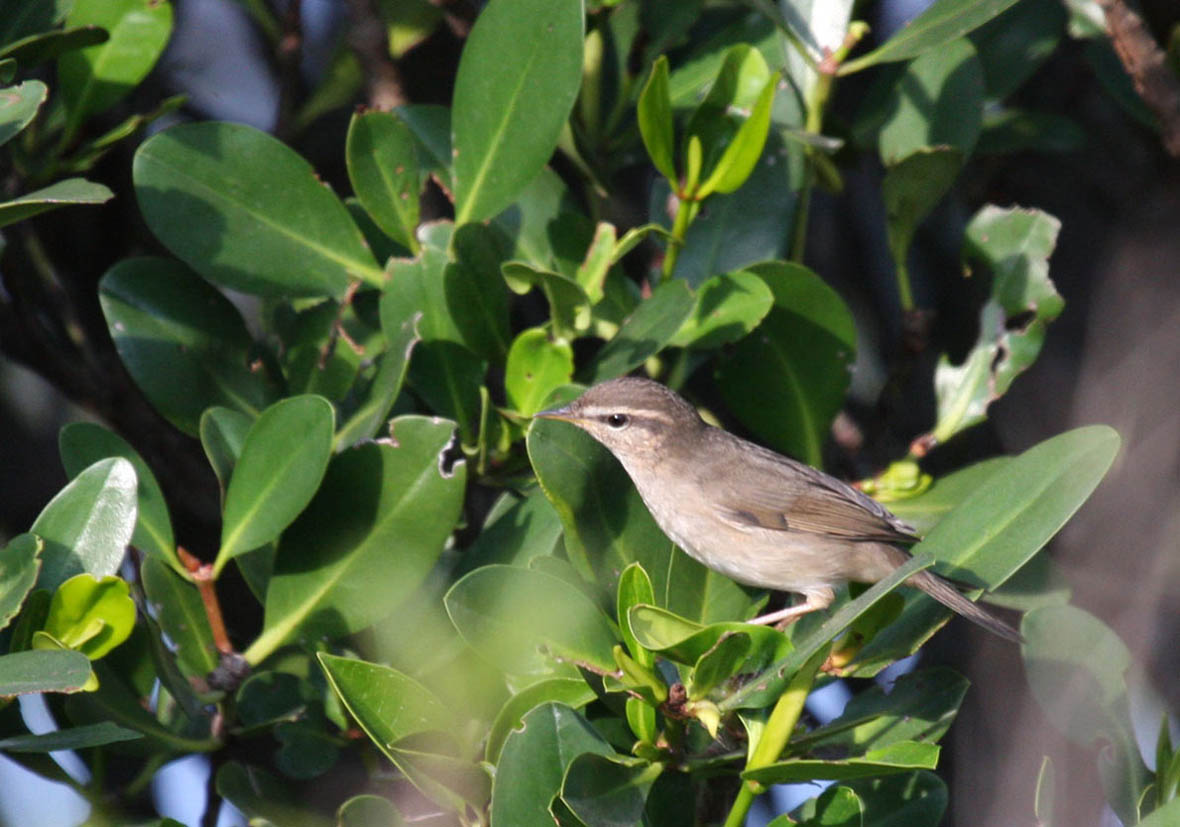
[932,206,1062,444]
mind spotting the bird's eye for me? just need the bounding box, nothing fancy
[606,413,629,429]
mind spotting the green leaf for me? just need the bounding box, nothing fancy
[99,257,279,435]
[663,549,761,624]
[1140,798,1180,827]
[40,573,135,660]
[744,740,940,784]
[31,457,137,592]
[134,121,383,297]
[638,56,677,185]
[698,72,778,197]
[668,269,774,350]
[842,772,946,827]
[629,606,789,669]
[501,261,591,341]
[485,678,598,764]
[199,407,254,495]
[346,109,420,253]
[405,341,486,444]
[970,0,1065,99]
[0,178,113,228]
[0,534,42,633]
[0,26,108,68]
[789,785,864,827]
[0,80,47,148]
[617,563,656,665]
[684,45,770,190]
[878,39,984,163]
[491,167,582,270]
[0,720,142,752]
[584,279,695,383]
[688,631,751,700]
[574,222,616,304]
[335,311,420,449]
[215,762,331,827]
[446,222,513,360]
[491,703,614,826]
[1022,604,1134,747]
[505,327,574,416]
[885,457,1010,536]
[456,486,564,574]
[716,261,856,467]
[527,405,675,591]
[336,794,406,827]
[0,649,93,695]
[839,0,1023,74]
[850,426,1119,675]
[395,103,452,190]
[799,668,969,754]
[140,558,217,677]
[445,565,618,675]
[451,0,584,223]
[58,0,173,141]
[666,133,798,286]
[380,241,460,343]
[560,753,661,826]
[216,396,335,575]
[59,422,177,572]
[250,417,464,663]
[932,206,1063,443]
[882,147,964,292]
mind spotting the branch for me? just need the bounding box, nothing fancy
[346,0,408,110]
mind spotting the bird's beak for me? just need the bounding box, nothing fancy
[533,405,579,424]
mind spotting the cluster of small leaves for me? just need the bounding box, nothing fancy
[0,0,1170,825]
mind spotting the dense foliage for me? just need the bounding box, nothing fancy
[1,0,1178,825]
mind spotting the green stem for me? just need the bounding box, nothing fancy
[722,645,829,827]
[895,260,915,312]
[661,197,699,280]
[789,71,834,263]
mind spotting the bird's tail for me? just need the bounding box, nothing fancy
[907,569,1024,643]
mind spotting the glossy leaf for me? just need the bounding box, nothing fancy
[445,565,617,675]
[319,652,450,739]
[446,222,513,360]
[40,573,135,660]
[839,0,1023,74]
[717,261,856,467]
[528,406,675,591]
[574,222,615,304]
[491,703,614,826]
[882,148,963,292]
[843,772,947,827]
[561,753,661,826]
[346,109,420,252]
[249,417,464,663]
[0,178,113,228]
[0,649,93,695]
[878,39,984,163]
[335,311,420,449]
[689,632,751,700]
[617,563,656,665]
[970,0,1065,99]
[667,134,798,286]
[0,26,108,68]
[638,56,677,184]
[505,327,574,416]
[630,606,789,669]
[492,167,583,270]
[669,269,774,350]
[216,396,335,575]
[99,257,278,435]
[485,678,598,764]
[584,279,695,383]
[885,457,1010,536]
[199,407,254,495]
[0,80,47,148]
[663,549,761,624]
[698,72,779,197]
[788,785,864,827]
[0,534,41,633]
[134,121,383,297]
[380,242,463,344]
[31,457,137,592]
[850,426,1119,675]
[685,45,770,187]
[59,422,177,571]
[933,206,1063,443]
[800,668,968,753]
[452,0,584,223]
[744,740,940,784]
[140,558,217,677]
[405,341,486,444]
[58,0,172,141]
[0,721,142,752]
[395,103,452,191]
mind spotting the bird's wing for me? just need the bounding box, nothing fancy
[709,436,918,543]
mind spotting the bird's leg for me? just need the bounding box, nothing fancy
[747,588,835,631]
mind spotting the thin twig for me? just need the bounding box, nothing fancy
[347,0,408,110]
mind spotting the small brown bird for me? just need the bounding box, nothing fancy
[535,377,1020,642]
